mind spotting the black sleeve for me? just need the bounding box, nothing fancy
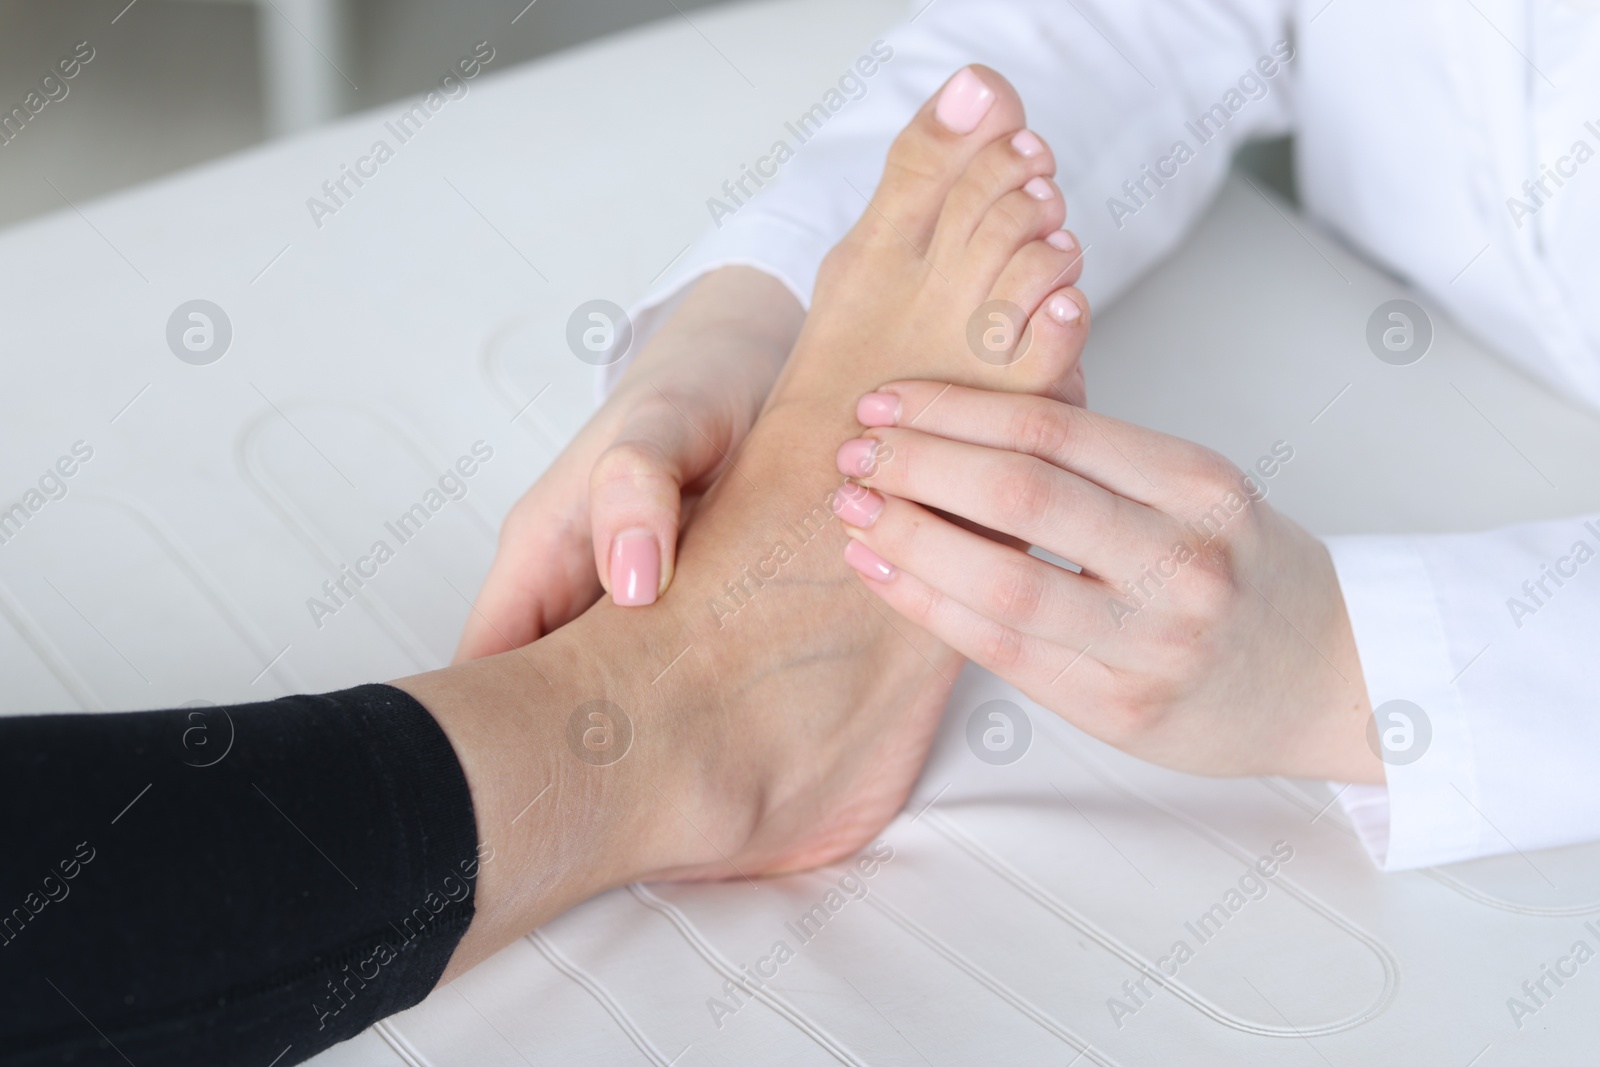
[0,683,481,1067]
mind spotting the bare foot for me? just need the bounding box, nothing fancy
[541,66,1092,881]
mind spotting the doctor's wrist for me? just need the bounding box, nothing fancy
[1280,538,1384,785]
[612,265,805,402]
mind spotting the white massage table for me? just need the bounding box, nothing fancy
[4,0,1600,1062]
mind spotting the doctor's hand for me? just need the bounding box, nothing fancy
[832,380,1385,784]
[455,267,803,661]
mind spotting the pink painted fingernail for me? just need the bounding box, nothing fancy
[609,528,659,606]
[832,483,885,528]
[1024,176,1054,201]
[844,539,896,581]
[1046,229,1076,252]
[857,392,901,427]
[836,438,879,477]
[1011,130,1045,158]
[1048,292,1082,324]
[934,67,995,134]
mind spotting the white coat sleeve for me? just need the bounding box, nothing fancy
[603,0,1299,395]
[1327,515,1600,871]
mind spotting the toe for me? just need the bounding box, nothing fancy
[858,65,1028,255]
[928,130,1057,269]
[960,179,1067,297]
[989,230,1085,316]
[1012,286,1090,398]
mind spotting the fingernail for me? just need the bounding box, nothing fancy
[935,67,995,134]
[844,539,896,581]
[1046,229,1076,252]
[1048,292,1082,324]
[1011,129,1045,158]
[1024,176,1054,201]
[609,528,659,606]
[836,438,879,477]
[857,392,901,427]
[832,483,885,528]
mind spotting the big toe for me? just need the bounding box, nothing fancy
[853,65,1028,256]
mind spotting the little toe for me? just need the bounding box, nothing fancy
[1012,286,1090,397]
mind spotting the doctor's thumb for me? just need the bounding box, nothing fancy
[582,422,694,607]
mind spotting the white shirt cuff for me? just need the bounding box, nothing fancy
[597,214,830,400]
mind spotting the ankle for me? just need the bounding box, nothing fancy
[553,599,768,881]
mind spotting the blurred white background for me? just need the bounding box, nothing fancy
[0,0,734,229]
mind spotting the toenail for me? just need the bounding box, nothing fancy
[832,483,885,528]
[1011,130,1045,158]
[1024,177,1054,201]
[1048,292,1082,324]
[934,67,995,134]
[857,392,901,427]
[1046,229,1076,252]
[836,438,879,477]
[844,538,896,581]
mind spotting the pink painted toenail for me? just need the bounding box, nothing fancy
[609,528,660,606]
[1011,130,1045,158]
[832,484,885,528]
[856,392,901,427]
[844,538,896,581]
[1024,177,1054,201]
[836,438,880,477]
[1048,292,1082,324]
[1046,229,1076,252]
[934,68,995,134]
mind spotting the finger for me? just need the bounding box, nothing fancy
[839,428,1173,579]
[590,389,737,606]
[858,382,1222,511]
[454,465,603,661]
[833,484,1109,646]
[840,535,1102,698]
